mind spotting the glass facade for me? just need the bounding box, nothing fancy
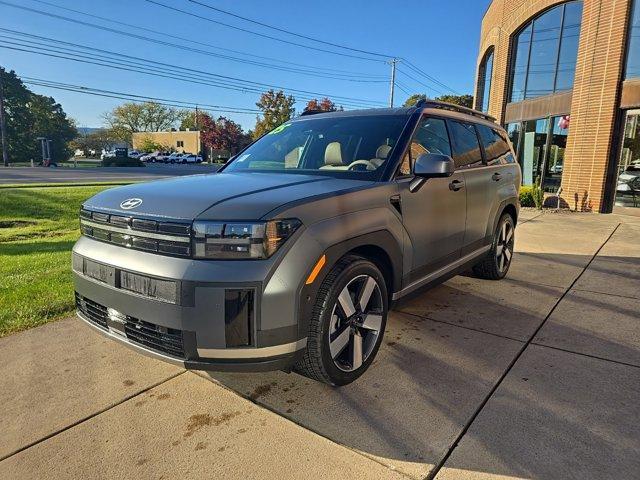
[615,111,640,208]
[627,0,640,79]
[509,1,583,102]
[477,49,494,112]
[507,115,570,192]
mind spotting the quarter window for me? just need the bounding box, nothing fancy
[399,117,451,175]
[477,125,513,166]
[447,120,483,169]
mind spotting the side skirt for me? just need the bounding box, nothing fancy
[391,245,491,301]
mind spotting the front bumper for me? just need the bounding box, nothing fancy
[72,236,310,372]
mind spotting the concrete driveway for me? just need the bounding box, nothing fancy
[1,211,638,479]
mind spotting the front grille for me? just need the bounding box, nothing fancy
[75,293,185,358]
[75,292,108,329]
[79,208,191,257]
[124,318,184,358]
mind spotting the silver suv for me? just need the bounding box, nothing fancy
[73,101,521,386]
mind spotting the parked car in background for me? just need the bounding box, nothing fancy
[153,152,170,163]
[140,151,160,162]
[74,101,521,386]
[100,150,115,161]
[181,154,203,163]
[128,150,143,159]
[167,153,183,164]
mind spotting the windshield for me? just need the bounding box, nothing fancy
[223,114,409,179]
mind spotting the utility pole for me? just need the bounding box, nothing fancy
[0,68,9,167]
[388,58,398,108]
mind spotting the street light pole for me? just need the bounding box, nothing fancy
[0,68,9,167]
[388,58,398,108]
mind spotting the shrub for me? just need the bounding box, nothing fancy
[532,180,544,210]
[519,186,535,207]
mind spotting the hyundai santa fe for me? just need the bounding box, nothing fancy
[73,100,521,386]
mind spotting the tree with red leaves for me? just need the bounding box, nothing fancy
[304,97,340,112]
[202,116,245,154]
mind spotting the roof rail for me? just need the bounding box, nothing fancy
[415,99,496,122]
[300,109,325,116]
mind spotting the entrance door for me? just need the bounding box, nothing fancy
[615,110,640,209]
[397,116,467,282]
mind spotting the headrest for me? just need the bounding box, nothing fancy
[324,142,343,166]
[376,144,392,159]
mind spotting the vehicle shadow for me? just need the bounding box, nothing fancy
[202,248,640,478]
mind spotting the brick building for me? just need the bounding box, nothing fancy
[475,0,640,212]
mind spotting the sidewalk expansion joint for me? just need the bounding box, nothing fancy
[530,342,640,369]
[0,370,186,463]
[398,311,525,343]
[424,222,622,480]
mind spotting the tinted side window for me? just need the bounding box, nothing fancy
[398,117,451,175]
[447,120,483,169]
[477,125,512,165]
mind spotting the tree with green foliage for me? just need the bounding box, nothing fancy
[403,94,428,107]
[102,101,182,143]
[253,90,295,139]
[434,94,474,108]
[70,129,119,157]
[403,93,473,109]
[0,68,77,164]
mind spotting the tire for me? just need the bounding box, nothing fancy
[473,213,515,280]
[294,255,388,386]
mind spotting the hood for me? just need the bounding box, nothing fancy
[83,172,372,221]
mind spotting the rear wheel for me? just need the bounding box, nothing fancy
[295,255,388,386]
[473,213,515,280]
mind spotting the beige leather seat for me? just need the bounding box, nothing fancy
[320,142,348,170]
[370,144,392,169]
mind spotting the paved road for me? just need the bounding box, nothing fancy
[1,212,639,479]
[0,164,221,184]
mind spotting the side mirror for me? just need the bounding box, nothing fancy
[414,153,455,178]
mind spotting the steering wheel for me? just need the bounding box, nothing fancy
[346,159,376,171]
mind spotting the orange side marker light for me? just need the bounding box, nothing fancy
[305,255,326,285]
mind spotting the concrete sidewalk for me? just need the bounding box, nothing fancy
[1,211,638,479]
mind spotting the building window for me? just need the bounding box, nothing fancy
[477,48,494,112]
[509,1,583,102]
[615,111,640,208]
[177,140,184,148]
[507,115,570,192]
[626,0,640,79]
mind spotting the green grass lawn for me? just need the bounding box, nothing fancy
[0,185,112,337]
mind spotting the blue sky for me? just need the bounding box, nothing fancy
[1,0,491,130]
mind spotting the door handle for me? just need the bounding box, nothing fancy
[491,172,502,181]
[449,180,464,191]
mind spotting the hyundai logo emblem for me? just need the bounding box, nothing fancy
[120,198,143,210]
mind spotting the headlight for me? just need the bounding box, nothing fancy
[192,219,301,259]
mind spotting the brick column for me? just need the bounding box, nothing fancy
[561,0,632,211]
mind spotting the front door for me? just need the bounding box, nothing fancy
[397,116,467,283]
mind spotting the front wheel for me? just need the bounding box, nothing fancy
[473,213,515,280]
[295,255,388,386]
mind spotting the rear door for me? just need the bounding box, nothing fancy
[446,119,492,255]
[397,116,466,282]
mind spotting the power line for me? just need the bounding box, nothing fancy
[3,1,387,83]
[186,0,393,59]
[29,0,384,77]
[0,29,385,108]
[21,76,261,113]
[401,59,462,95]
[22,77,261,115]
[397,68,446,95]
[144,0,388,63]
